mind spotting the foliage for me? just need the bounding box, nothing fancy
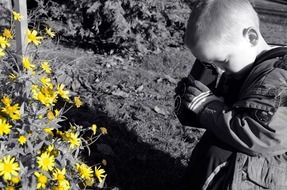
[28,0,191,54]
[0,9,107,189]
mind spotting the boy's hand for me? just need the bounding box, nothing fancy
[174,77,191,96]
[182,80,223,114]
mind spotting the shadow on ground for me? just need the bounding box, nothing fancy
[65,104,187,190]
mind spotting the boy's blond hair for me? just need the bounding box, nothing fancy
[185,0,259,49]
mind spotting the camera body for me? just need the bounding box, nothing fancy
[174,59,218,127]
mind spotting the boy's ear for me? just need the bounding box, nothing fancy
[243,27,259,46]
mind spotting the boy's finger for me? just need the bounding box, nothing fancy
[186,86,202,96]
[193,80,210,91]
[183,94,195,102]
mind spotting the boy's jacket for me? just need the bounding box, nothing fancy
[199,47,287,189]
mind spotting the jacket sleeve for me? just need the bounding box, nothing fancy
[199,101,287,156]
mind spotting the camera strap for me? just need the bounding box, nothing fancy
[253,46,287,67]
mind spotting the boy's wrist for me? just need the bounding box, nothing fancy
[198,100,225,128]
[187,91,224,114]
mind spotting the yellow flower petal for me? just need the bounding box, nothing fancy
[12,11,22,21]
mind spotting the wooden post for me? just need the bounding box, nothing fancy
[14,0,28,58]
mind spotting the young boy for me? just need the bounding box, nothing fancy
[176,0,287,189]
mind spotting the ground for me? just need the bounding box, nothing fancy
[38,9,287,190]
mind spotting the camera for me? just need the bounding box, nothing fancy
[174,59,218,127]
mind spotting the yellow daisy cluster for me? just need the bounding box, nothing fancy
[31,82,70,107]
[75,163,107,187]
[1,96,21,121]
[76,163,94,186]
[0,10,108,190]
[30,74,71,107]
[0,155,20,181]
[61,131,81,149]
[52,168,70,190]
[0,28,12,58]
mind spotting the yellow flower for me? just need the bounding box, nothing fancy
[18,135,27,145]
[53,179,70,190]
[100,127,108,135]
[41,61,52,74]
[56,130,64,137]
[45,144,56,155]
[10,175,21,184]
[2,96,11,106]
[0,155,20,181]
[85,177,94,187]
[95,165,107,183]
[40,76,53,88]
[63,132,81,149]
[3,28,13,39]
[74,96,83,108]
[0,118,12,136]
[0,36,10,49]
[22,56,36,71]
[31,84,40,94]
[8,72,17,81]
[47,111,55,121]
[12,11,22,21]
[43,128,54,136]
[34,86,58,107]
[37,152,55,171]
[0,48,5,57]
[75,163,93,181]
[2,103,21,120]
[57,84,70,100]
[34,172,48,189]
[45,27,55,38]
[26,29,43,46]
[47,109,60,121]
[91,124,97,135]
[5,186,14,190]
[52,168,66,183]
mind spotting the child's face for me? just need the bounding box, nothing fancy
[190,35,257,78]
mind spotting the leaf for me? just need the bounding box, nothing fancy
[97,174,107,188]
[26,139,35,155]
[87,2,102,13]
[154,106,168,116]
[71,79,81,92]
[136,84,144,92]
[20,102,25,116]
[112,89,129,98]
[34,141,44,152]
[164,74,177,84]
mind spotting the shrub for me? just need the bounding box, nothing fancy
[28,0,190,54]
[0,8,107,189]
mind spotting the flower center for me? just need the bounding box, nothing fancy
[4,163,13,172]
[39,175,47,184]
[43,158,51,166]
[57,174,65,181]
